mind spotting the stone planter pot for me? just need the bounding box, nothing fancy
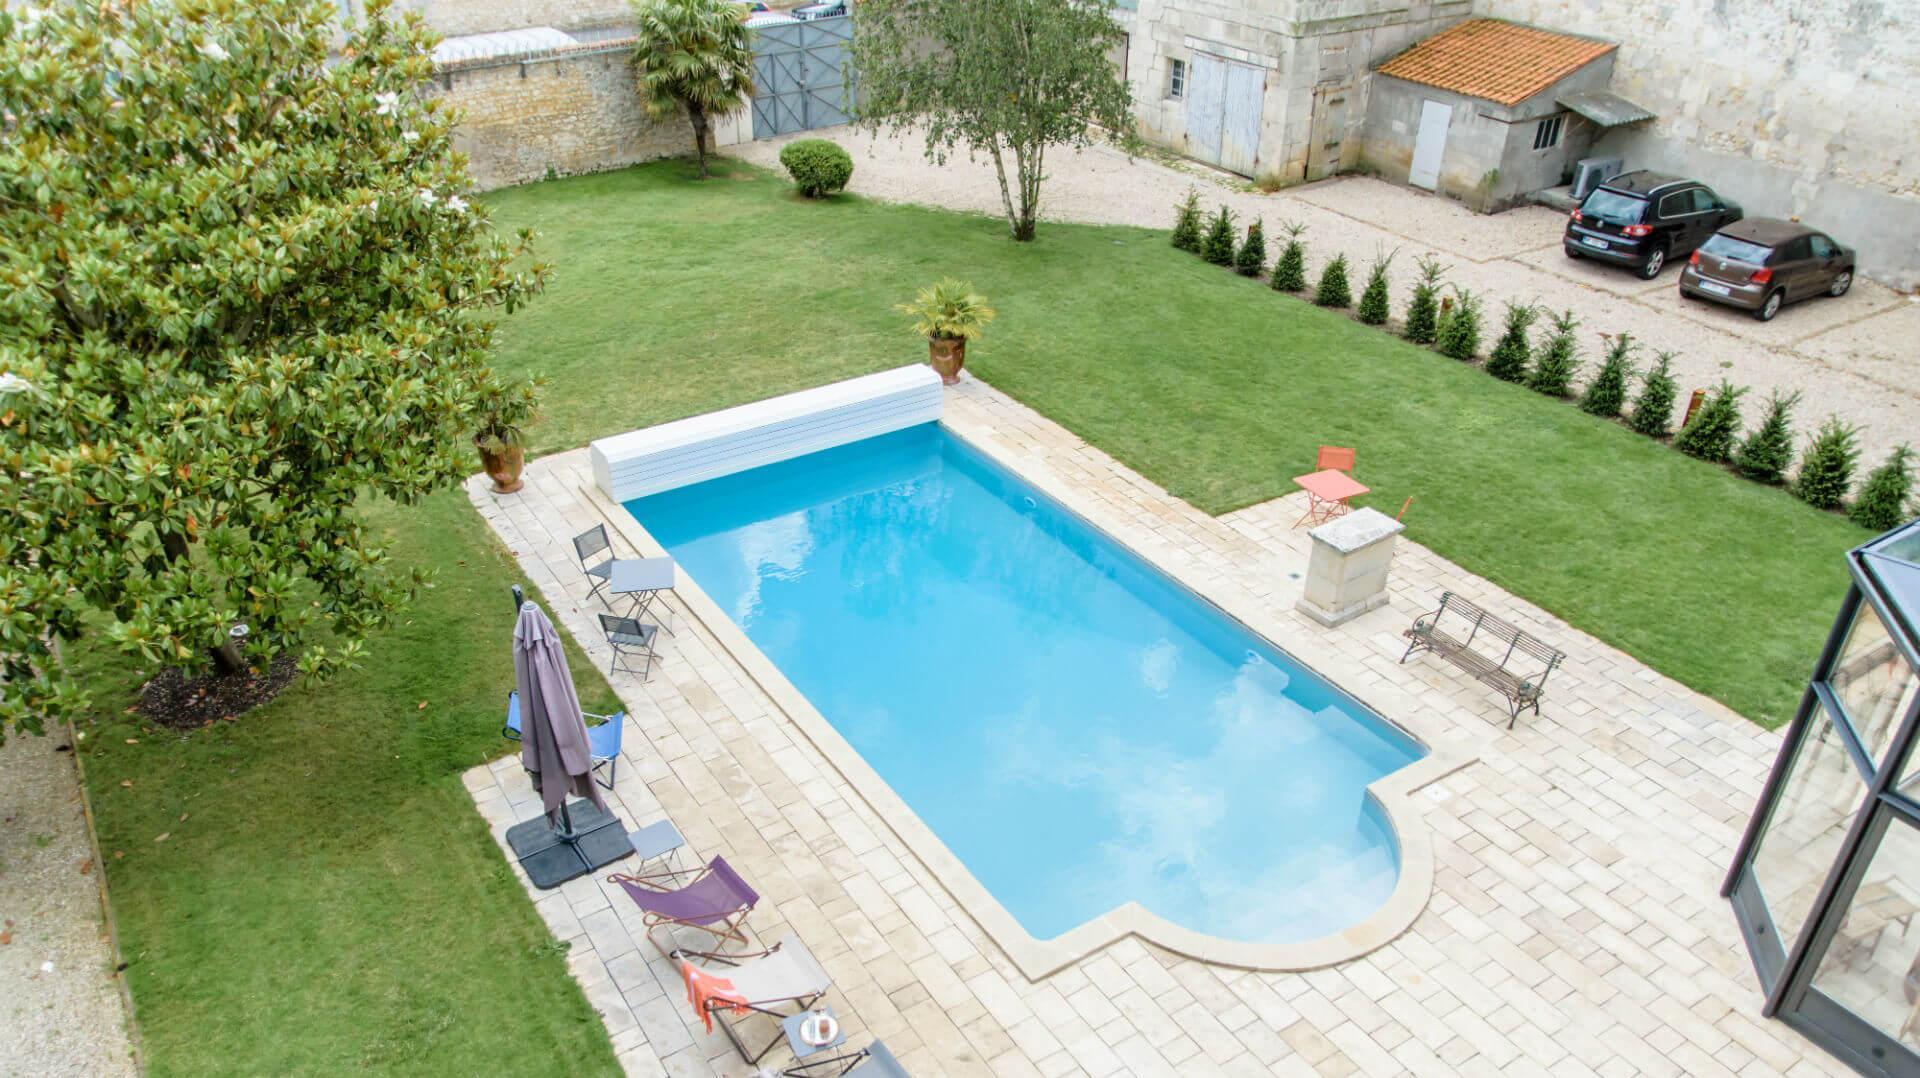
[927,337,967,385]
[477,439,525,494]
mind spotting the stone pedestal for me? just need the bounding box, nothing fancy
[1295,507,1405,628]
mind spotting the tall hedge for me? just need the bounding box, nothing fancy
[1270,219,1307,292]
[1578,332,1636,418]
[1357,252,1393,325]
[1201,205,1236,266]
[1528,309,1581,397]
[1234,219,1267,277]
[1434,289,1483,361]
[1850,446,1915,531]
[1403,255,1444,344]
[1629,352,1679,437]
[1793,417,1860,510]
[1314,254,1353,308]
[1734,390,1801,484]
[1171,189,1203,253]
[1674,380,1748,463]
[1484,302,1536,382]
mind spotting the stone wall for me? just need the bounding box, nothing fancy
[396,0,630,37]
[430,41,693,191]
[1481,0,1920,288]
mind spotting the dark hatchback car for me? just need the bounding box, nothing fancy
[1564,171,1742,279]
[1679,218,1855,321]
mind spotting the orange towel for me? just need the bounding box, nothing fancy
[682,961,750,1034]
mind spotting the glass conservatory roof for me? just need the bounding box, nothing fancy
[1860,520,1920,649]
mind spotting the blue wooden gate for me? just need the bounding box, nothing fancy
[750,16,854,139]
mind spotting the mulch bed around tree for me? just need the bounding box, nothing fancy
[139,655,298,730]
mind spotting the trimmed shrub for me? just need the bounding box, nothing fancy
[1734,390,1801,484]
[1673,380,1749,463]
[778,138,854,197]
[1201,205,1236,266]
[1403,255,1445,344]
[1356,251,1394,325]
[1484,302,1537,382]
[1850,445,1915,531]
[1270,219,1307,292]
[1793,417,1861,510]
[1629,352,1680,437]
[1235,219,1267,277]
[1171,188,1203,252]
[1528,309,1581,397]
[1579,332,1637,417]
[1434,288,1483,361]
[1314,254,1352,308]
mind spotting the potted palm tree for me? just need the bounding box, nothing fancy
[897,280,996,385]
[473,377,541,494]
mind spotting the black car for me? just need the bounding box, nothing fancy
[1564,171,1742,279]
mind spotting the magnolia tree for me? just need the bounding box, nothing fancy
[851,0,1133,241]
[0,0,545,742]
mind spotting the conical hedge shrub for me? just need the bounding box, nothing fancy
[1629,352,1679,437]
[1434,289,1483,361]
[1357,252,1393,325]
[1171,188,1203,253]
[1850,445,1915,531]
[1201,206,1236,266]
[1579,332,1636,418]
[1484,302,1536,382]
[1527,309,1581,397]
[1235,219,1267,277]
[1793,417,1860,510]
[1269,219,1307,292]
[1402,255,1444,344]
[1673,380,1749,463]
[1734,390,1801,484]
[1314,254,1352,308]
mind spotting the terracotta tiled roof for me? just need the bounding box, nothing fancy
[1376,19,1616,107]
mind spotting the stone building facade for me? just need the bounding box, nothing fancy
[1120,0,1472,186]
[1481,0,1920,288]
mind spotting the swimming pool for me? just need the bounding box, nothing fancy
[626,423,1425,946]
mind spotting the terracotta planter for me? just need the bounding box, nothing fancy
[477,440,525,494]
[927,337,967,385]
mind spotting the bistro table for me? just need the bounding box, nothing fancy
[1292,468,1370,528]
[608,556,677,635]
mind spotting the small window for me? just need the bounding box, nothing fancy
[1657,191,1690,218]
[1532,115,1564,150]
[1780,236,1814,262]
[1168,59,1186,100]
[1809,234,1837,259]
[1687,189,1719,213]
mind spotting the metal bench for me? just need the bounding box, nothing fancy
[1401,591,1566,728]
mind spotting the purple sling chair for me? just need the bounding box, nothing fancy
[608,855,759,956]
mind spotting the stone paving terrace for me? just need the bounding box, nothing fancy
[464,375,1849,1077]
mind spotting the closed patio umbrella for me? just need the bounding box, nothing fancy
[504,596,630,888]
[514,600,607,825]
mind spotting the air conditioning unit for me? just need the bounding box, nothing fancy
[1570,156,1624,200]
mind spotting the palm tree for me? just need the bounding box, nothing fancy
[630,0,755,177]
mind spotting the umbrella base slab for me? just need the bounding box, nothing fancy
[506,799,631,889]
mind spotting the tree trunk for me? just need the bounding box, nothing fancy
[1011,140,1042,242]
[687,102,710,178]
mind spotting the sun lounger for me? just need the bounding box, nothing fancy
[676,932,833,1064]
[609,855,759,956]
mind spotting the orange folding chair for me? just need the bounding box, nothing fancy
[1316,446,1356,474]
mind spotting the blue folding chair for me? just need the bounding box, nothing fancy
[503,690,625,789]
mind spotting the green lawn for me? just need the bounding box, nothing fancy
[77,154,1861,1073]
[77,492,622,1077]
[486,158,1861,727]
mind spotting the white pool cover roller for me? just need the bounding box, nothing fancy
[590,364,944,501]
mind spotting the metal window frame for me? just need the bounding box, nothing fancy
[1168,58,1186,99]
[1726,523,1920,1078]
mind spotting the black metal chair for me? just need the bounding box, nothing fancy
[574,524,616,609]
[598,612,659,681]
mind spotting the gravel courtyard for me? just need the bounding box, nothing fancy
[732,129,1918,466]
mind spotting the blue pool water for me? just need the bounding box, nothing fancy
[626,424,1424,944]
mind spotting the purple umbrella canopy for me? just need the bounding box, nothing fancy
[513,601,608,824]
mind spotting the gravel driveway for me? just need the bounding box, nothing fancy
[0,732,137,1077]
[732,128,1918,466]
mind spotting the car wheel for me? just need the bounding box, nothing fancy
[1565,245,1580,261]
[1639,246,1666,279]
[1756,290,1783,321]
[1829,270,1853,297]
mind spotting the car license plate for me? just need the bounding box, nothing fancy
[1699,282,1732,297]
[1581,237,1609,250]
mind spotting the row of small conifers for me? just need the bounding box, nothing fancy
[1169,191,1915,531]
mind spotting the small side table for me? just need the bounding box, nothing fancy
[781,1005,845,1061]
[627,820,685,873]
[608,557,677,635]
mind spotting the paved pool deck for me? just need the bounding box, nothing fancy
[464,374,1848,1077]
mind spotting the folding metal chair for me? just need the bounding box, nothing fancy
[574,524,617,609]
[598,613,659,681]
[1315,445,1356,474]
[783,1040,911,1077]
